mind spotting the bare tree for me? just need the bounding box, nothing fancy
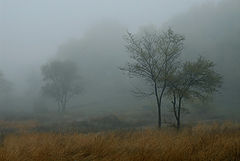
[121,28,184,127]
[167,57,222,129]
[41,60,82,112]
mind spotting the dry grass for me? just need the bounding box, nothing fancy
[0,122,239,161]
[0,120,38,132]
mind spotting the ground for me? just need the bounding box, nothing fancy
[0,121,239,161]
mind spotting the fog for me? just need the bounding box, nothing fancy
[0,0,239,124]
[164,0,240,119]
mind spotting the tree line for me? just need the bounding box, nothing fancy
[1,28,220,129]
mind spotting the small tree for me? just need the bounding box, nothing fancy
[41,60,82,112]
[167,57,222,129]
[121,28,184,127]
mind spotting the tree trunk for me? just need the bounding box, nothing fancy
[61,102,65,113]
[154,82,161,128]
[62,101,66,113]
[57,101,61,113]
[158,84,166,128]
[154,82,166,128]
[177,97,182,130]
[158,100,161,128]
[56,95,68,113]
[177,117,180,130]
[172,92,178,122]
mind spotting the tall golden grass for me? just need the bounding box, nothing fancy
[0,122,239,161]
[0,120,38,132]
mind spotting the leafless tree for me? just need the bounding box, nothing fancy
[121,28,185,127]
[41,60,82,112]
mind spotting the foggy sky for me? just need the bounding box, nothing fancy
[0,0,239,122]
[0,0,221,81]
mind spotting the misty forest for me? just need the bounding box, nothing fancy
[0,0,240,161]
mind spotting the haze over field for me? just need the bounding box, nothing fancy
[0,0,239,123]
[0,1,240,160]
[0,0,221,84]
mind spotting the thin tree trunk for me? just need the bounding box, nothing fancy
[61,94,68,113]
[154,82,161,128]
[177,97,182,130]
[177,117,180,130]
[60,97,64,113]
[158,99,162,128]
[62,98,67,112]
[158,83,166,128]
[57,101,61,113]
[172,92,178,123]
[154,81,166,128]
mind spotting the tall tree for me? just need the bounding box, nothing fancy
[121,28,184,127]
[41,60,82,112]
[167,57,222,129]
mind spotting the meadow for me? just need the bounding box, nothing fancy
[0,121,239,161]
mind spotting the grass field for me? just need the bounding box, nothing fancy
[0,121,239,161]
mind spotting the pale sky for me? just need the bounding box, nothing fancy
[0,0,221,79]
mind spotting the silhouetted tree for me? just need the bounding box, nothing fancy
[121,28,185,127]
[41,60,82,112]
[167,57,222,129]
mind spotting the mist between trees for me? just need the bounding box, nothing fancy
[0,26,228,129]
[121,28,222,128]
[0,0,239,128]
